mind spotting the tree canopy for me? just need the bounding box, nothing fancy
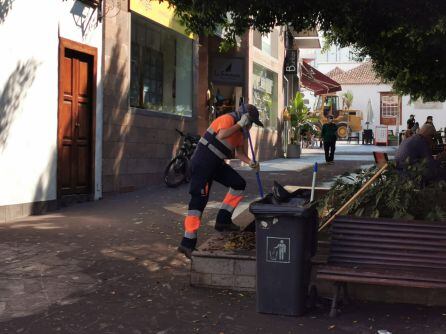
[163,0,446,101]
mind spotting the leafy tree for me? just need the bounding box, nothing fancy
[163,0,446,101]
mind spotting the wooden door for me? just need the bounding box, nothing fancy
[58,39,96,199]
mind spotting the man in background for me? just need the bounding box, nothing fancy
[321,115,337,164]
[395,123,446,182]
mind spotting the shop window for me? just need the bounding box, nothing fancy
[252,63,278,129]
[130,15,193,116]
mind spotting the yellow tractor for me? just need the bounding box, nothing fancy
[313,94,363,139]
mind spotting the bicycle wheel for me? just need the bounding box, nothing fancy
[164,156,188,187]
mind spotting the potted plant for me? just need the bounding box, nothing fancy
[286,92,319,158]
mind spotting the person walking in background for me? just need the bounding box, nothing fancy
[321,115,338,164]
[407,114,415,130]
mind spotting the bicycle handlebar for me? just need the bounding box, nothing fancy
[176,129,199,143]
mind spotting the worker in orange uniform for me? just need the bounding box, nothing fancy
[178,104,264,258]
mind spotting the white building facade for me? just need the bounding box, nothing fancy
[327,62,446,135]
[0,0,103,221]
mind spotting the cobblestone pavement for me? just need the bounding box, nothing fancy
[0,160,445,334]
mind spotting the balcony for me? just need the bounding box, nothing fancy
[290,28,321,49]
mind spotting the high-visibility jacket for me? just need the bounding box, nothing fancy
[196,112,245,160]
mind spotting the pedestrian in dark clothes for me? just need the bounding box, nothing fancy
[407,114,415,130]
[321,115,337,164]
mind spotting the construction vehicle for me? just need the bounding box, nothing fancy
[313,94,363,139]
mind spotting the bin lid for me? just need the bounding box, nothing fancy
[249,194,317,217]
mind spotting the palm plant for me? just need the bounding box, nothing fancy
[342,91,354,109]
[288,92,319,144]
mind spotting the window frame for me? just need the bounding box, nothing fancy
[379,92,402,125]
[129,14,194,117]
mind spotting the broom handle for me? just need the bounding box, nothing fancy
[318,163,388,232]
[240,100,264,198]
[247,131,264,198]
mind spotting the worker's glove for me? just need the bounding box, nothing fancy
[237,114,252,128]
[249,161,260,173]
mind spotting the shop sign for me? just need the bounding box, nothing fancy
[284,50,298,74]
[130,0,194,39]
[211,57,245,85]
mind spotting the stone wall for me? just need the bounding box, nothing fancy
[191,251,256,292]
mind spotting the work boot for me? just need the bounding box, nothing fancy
[215,210,240,232]
[177,237,197,259]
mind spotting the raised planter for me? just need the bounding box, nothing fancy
[190,235,256,291]
[191,186,328,292]
[286,143,301,158]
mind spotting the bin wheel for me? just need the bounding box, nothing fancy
[307,285,318,309]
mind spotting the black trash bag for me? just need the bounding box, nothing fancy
[272,181,311,204]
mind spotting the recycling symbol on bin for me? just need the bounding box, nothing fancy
[259,218,278,229]
[266,237,290,263]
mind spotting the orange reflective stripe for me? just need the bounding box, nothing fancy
[184,215,201,233]
[222,193,243,209]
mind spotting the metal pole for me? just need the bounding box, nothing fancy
[310,162,318,202]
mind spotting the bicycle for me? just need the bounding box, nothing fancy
[163,129,199,187]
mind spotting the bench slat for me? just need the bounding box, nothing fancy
[335,216,446,229]
[329,257,446,270]
[333,221,446,233]
[330,240,446,253]
[332,228,446,240]
[330,252,446,267]
[331,234,446,248]
[331,246,446,260]
[318,265,446,288]
[318,265,446,282]
[317,273,446,289]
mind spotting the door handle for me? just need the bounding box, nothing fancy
[75,122,80,127]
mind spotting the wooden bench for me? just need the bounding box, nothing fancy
[317,216,446,317]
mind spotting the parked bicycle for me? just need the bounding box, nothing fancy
[163,129,199,187]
